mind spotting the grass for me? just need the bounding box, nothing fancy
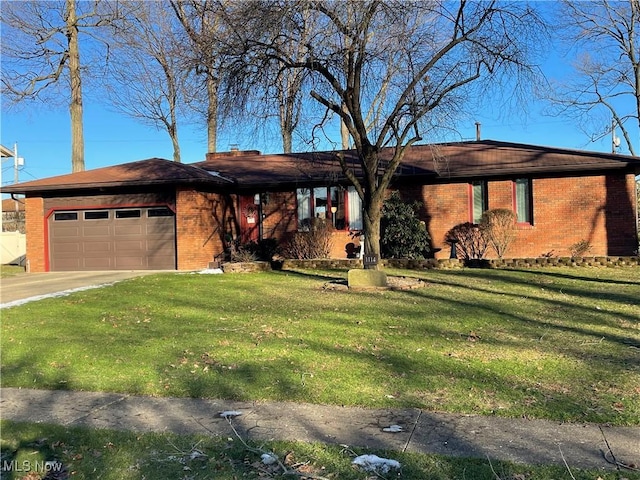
[1,267,639,426]
[0,265,25,278]
[2,420,638,480]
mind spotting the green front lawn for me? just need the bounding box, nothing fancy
[2,420,637,480]
[0,265,25,278]
[1,267,639,425]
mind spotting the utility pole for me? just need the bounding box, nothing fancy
[612,119,621,154]
[0,143,24,232]
[13,143,23,210]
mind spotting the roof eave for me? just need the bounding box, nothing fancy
[1,177,232,195]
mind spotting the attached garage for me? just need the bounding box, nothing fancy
[48,206,176,271]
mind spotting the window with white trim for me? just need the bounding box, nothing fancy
[297,186,362,230]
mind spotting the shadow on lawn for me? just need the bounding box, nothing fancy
[473,268,640,308]
[413,269,639,340]
[395,278,640,381]
[2,267,638,431]
[273,267,347,283]
[506,268,640,287]
[157,267,638,423]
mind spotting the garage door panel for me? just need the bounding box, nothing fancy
[84,241,112,253]
[115,225,143,236]
[114,256,145,268]
[54,258,82,271]
[49,207,176,271]
[51,226,80,237]
[83,257,113,269]
[52,242,81,253]
[146,224,174,235]
[147,255,176,270]
[115,241,145,254]
[83,225,112,236]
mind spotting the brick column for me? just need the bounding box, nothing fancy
[175,188,226,270]
[25,197,46,272]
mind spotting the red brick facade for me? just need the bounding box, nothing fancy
[16,169,640,271]
[175,188,228,270]
[400,172,638,259]
[24,197,45,272]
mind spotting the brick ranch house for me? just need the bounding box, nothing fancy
[2,140,639,272]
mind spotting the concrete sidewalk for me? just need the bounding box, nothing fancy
[1,388,638,471]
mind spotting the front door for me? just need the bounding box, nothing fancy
[239,195,260,244]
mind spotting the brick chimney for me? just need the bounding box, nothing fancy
[205,150,262,161]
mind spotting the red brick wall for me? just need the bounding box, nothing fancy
[261,191,298,239]
[24,197,45,272]
[175,188,229,270]
[19,172,639,272]
[397,183,468,258]
[402,172,638,259]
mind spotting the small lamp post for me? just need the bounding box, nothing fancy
[330,206,337,228]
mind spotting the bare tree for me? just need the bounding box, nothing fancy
[170,0,235,154]
[102,2,188,162]
[546,0,639,156]
[235,0,545,261]
[215,3,312,154]
[1,0,116,172]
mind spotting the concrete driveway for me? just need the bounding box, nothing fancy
[0,271,167,308]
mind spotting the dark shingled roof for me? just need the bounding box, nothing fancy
[0,158,232,193]
[192,140,640,186]
[2,140,638,195]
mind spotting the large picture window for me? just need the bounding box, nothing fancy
[297,186,362,230]
[514,178,533,224]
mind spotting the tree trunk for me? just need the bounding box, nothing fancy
[362,190,383,269]
[278,78,294,154]
[66,0,85,172]
[207,73,218,153]
[170,129,181,162]
[169,113,181,162]
[281,128,293,154]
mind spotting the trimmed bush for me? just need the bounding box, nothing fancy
[444,222,488,260]
[480,209,517,259]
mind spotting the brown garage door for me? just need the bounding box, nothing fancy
[48,207,176,271]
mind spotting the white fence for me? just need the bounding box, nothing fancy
[1,231,26,265]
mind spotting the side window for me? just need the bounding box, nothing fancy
[470,181,488,224]
[347,186,363,230]
[297,188,312,230]
[313,187,327,219]
[54,212,78,221]
[514,178,533,224]
[115,209,141,219]
[84,211,109,220]
[147,207,174,217]
[330,186,346,229]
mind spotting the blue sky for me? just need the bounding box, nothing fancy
[1,0,636,187]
